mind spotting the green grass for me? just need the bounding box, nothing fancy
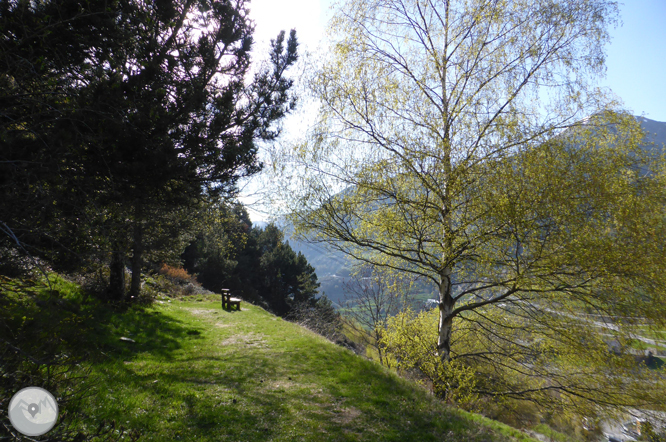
[3,275,541,442]
[531,423,577,442]
[629,339,666,353]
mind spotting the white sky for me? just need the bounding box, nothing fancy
[241,0,666,224]
[238,0,333,223]
[247,0,329,57]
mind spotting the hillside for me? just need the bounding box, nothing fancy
[0,275,543,442]
[284,237,354,305]
[281,225,438,307]
[639,116,666,149]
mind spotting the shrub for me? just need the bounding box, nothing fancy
[286,296,356,350]
[158,264,197,284]
[379,308,480,410]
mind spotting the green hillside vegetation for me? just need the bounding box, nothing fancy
[1,274,545,442]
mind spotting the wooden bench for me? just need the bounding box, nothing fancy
[221,289,241,311]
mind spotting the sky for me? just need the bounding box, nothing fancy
[248,0,328,53]
[248,0,666,121]
[242,0,666,222]
[601,1,666,122]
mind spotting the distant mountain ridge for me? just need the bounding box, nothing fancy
[278,223,352,305]
[637,116,666,148]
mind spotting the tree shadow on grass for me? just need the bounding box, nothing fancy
[0,277,206,363]
[84,305,207,361]
[1,278,207,441]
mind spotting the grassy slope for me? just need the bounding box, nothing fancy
[3,276,541,442]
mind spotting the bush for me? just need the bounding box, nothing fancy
[286,296,355,349]
[379,308,480,410]
[158,264,197,284]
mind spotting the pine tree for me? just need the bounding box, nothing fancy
[0,0,299,300]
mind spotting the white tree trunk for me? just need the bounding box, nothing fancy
[438,266,454,362]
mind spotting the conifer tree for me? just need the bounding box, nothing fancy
[0,0,299,300]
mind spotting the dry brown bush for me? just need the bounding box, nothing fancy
[158,264,197,284]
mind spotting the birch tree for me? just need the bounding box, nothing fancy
[279,0,666,400]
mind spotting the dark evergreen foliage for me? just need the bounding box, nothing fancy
[0,0,299,301]
[182,209,322,317]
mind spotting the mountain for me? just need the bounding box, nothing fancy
[279,223,353,305]
[638,116,666,148]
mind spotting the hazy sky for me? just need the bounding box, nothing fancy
[243,0,666,222]
[248,0,328,57]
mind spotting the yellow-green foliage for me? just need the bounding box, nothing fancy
[279,0,666,422]
[380,301,666,427]
[380,308,479,410]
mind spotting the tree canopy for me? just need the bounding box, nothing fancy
[0,0,299,299]
[278,0,666,414]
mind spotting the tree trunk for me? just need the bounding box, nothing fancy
[437,0,454,364]
[375,328,385,366]
[437,266,455,362]
[129,222,143,299]
[109,248,125,301]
